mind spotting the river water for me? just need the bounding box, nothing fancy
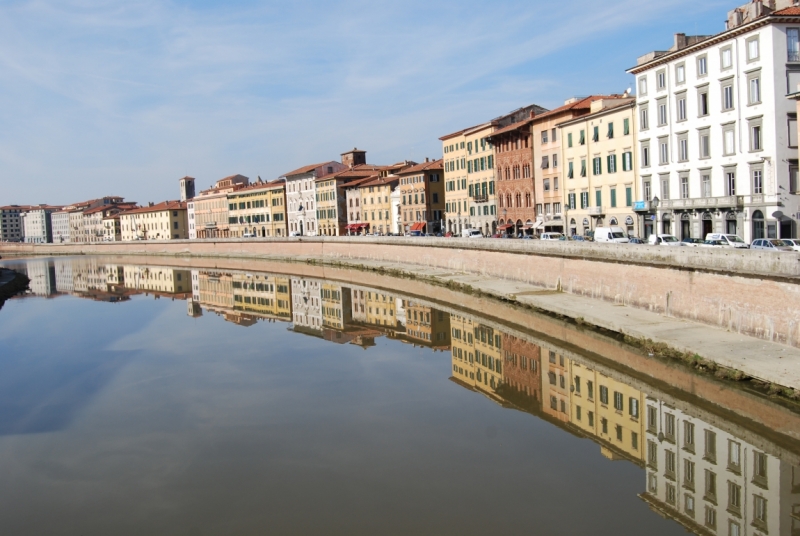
[0,256,798,535]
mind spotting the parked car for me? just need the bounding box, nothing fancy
[462,229,483,238]
[700,239,728,247]
[648,234,684,246]
[521,235,534,240]
[704,233,748,249]
[407,230,423,237]
[751,238,795,252]
[593,226,630,243]
[780,238,800,251]
[628,237,646,244]
[540,232,565,240]
[243,232,256,238]
[570,235,585,241]
[681,238,704,247]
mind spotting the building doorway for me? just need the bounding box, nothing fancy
[702,213,713,238]
[662,214,671,235]
[680,214,691,239]
[726,213,737,235]
[752,210,765,239]
[299,220,304,236]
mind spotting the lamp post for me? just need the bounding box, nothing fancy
[651,196,660,238]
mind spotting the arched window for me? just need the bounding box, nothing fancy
[752,210,765,239]
[525,193,532,207]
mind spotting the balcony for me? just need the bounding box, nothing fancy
[660,196,743,210]
[588,206,604,216]
[472,194,488,203]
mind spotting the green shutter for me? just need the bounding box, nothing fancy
[610,188,617,208]
[608,122,614,139]
[626,187,633,207]
[568,161,574,179]
[468,161,473,173]
[568,133,573,148]
[488,155,493,169]
[581,160,586,177]
[469,184,474,196]
[624,118,630,136]
[579,130,585,145]
[595,189,602,207]
[593,126,599,142]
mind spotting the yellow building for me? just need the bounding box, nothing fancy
[364,290,398,330]
[192,174,249,239]
[559,97,638,238]
[449,313,477,387]
[227,179,287,238]
[317,166,386,236]
[357,175,398,236]
[465,123,498,235]
[196,271,234,311]
[541,347,571,423]
[231,273,292,321]
[122,265,191,294]
[569,361,645,462]
[441,128,471,235]
[120,201,188,241]
[472,323,503,395]
[321,283,351,330]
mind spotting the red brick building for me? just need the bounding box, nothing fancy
[498,334,542,412]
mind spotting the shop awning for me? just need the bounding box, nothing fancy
[497,224,514,230]
[525,221,543,230]
[346,223,369,230]
[410,222,426,231]
[543,220,564,227]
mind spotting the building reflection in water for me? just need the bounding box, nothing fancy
[9,257,800,536]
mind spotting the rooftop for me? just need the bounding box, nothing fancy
[396,159,443,175]
[119,200,186,216]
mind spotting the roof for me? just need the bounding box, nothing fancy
[83,202,138,216]
[119,200,186,216]
[228,179,285,195]
[395,159,443,175]
[283,161,338,177]
[358,175,398,188]
[439,126,471,141]
[486,117,534,139]
[342,176,378,190]
[556,97,636,127]
[775,7,800,15]
[532,96,617,123]
[315,164,388,183]
[178,175,195,181]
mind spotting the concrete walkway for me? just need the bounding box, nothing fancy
[328,258,800,391]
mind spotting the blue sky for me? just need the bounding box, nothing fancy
[0,0,732,205]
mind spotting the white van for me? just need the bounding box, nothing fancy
[704,233,749,249]
[648,234,684,246]
[462,229,483,238]
[593,226,630,243]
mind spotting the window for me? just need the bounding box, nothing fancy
[607,154,617,173]
[705,470,717,501]
[675,63,685,84]
[541,130,548,144]
[579,129,585,145]
[666,483,676,505]
[745,73,761,108]
[727,481,741,514]
[593,157,602,175]
[749,118,763,151]
[683,421,695,452]
[622,151,633,172]
[657,69,666,90]
[568,132,573,148]
[677,94,687,121]
[568,161,574,179]
[704,430,717,462]
[701,173,711,197]
[697,55,708,77]
[685,494,695,517]
[659,138,669,165]
[789,115,798,148]
[644,178,652,200]
[753,495,767,529]
[613,391,623,411]
[722,82,734,110]
[726,170,736,196]
[723,125,735,155]
[658,98,668,126]
[790,28,800,61]
[623,118,630,136]
[648,440,658,468]
[638,76,648,96]
[626,186,633,207]
[704,506,716,529]
[681,175,689,199]
[642,143,650,168]
[678,134,688,161]
[721,46,732,70]
[599,385,609,404]
[746,36,760,62]
[685,459,696,489]
[699,128,710,158]
[607,122,614,139]
[581,159,587,177]
[581,192,588,209]
[661,175,671,200]
[640,106,649,130]
[791,164,799,194]
[728,440,741,472]
[592,126,599,142]
[698,87,709,116]
[753,451,768,487]
[552,153,558,168]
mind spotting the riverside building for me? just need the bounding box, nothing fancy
[441,128,471,235]
[628,1,800,241]
[119,201,188,241]
[227,179,287,238]
[397,159,445,234]
[559,97,639,237]
[192,175,249,239]
[284,161,347,237]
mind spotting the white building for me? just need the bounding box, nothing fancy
[51,210,71,243]
[628,1,800,241]
[642,396,800,535]
[291,277,323,333]
[283,161,346,236]
[390,185,402,234]
[22,206,60,243]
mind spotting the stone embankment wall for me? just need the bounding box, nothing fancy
[3,237,800,346]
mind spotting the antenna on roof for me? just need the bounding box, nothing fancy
[623,87,632,97]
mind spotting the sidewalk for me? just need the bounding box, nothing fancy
[325,257,800,391]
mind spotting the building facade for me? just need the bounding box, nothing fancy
[227,179,287,238]
[441,129,470,235]
[1,205,34,242]
[317,164,384,236]
[120,201,188,241]
[357,175,398,235]
[464,124,498,235]
[192,175,249,239]
[560,98,640,237]
[628,3,800,241]
[22,206,61,243]
[397,159,445,234]
[284,162,347,236]
[490,116,537,236]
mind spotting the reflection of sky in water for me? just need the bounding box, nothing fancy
[0,265,686,535]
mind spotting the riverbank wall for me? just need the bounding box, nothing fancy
[2,237,800,346]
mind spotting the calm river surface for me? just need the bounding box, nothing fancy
[0,256,798,535]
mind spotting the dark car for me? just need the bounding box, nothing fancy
[681,237,704,247]
[570,235,585,241]
[628,237,645,244]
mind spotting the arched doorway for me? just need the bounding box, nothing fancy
[702,212,713,238]
[570,218,576,237]
[515,219,523,237]
[262,226,266,237]
[752,210,765,239]
[726,212,738,235]
[662,213,671,235]
[299,220,304,236]
[680,213,691,239]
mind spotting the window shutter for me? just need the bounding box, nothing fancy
[568,133,573,148]
[608,123,614,138]
[624,118,630,136]
[568,162,574,179]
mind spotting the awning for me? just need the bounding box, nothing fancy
[525,221,543,230]
[346,223,369,230]
[410,222,426,231]
[543,220,564,227]
[497,224,514,230]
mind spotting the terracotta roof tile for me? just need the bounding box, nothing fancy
[532,95,621,122]
[283,161,339,177]
[119,200,186,216]
[774,7,800,15]
[396,159,443,174]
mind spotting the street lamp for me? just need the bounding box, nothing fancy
[651,196,660,238]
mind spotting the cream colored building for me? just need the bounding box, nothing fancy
[83,204,137,243]
[226,179,287,238]
[122,265,191,294]
[441,128,471,235]
[449,314,477,387]
[192,174,249,239]
[357,175,398,235]
[102,215,122,241]
[559,97,639,237]
[120,201,188,241]
[472,323,504,395]
[465,124,498,235]
[231,272,291,322]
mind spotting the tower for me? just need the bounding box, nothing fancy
[179,176,196,202]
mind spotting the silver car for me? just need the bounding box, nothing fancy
[751,239,795,252]
[780,238,800,252]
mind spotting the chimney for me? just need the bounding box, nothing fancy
[425,157,430,163]
[148,202,154,207]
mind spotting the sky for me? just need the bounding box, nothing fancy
[0,0,733,205]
